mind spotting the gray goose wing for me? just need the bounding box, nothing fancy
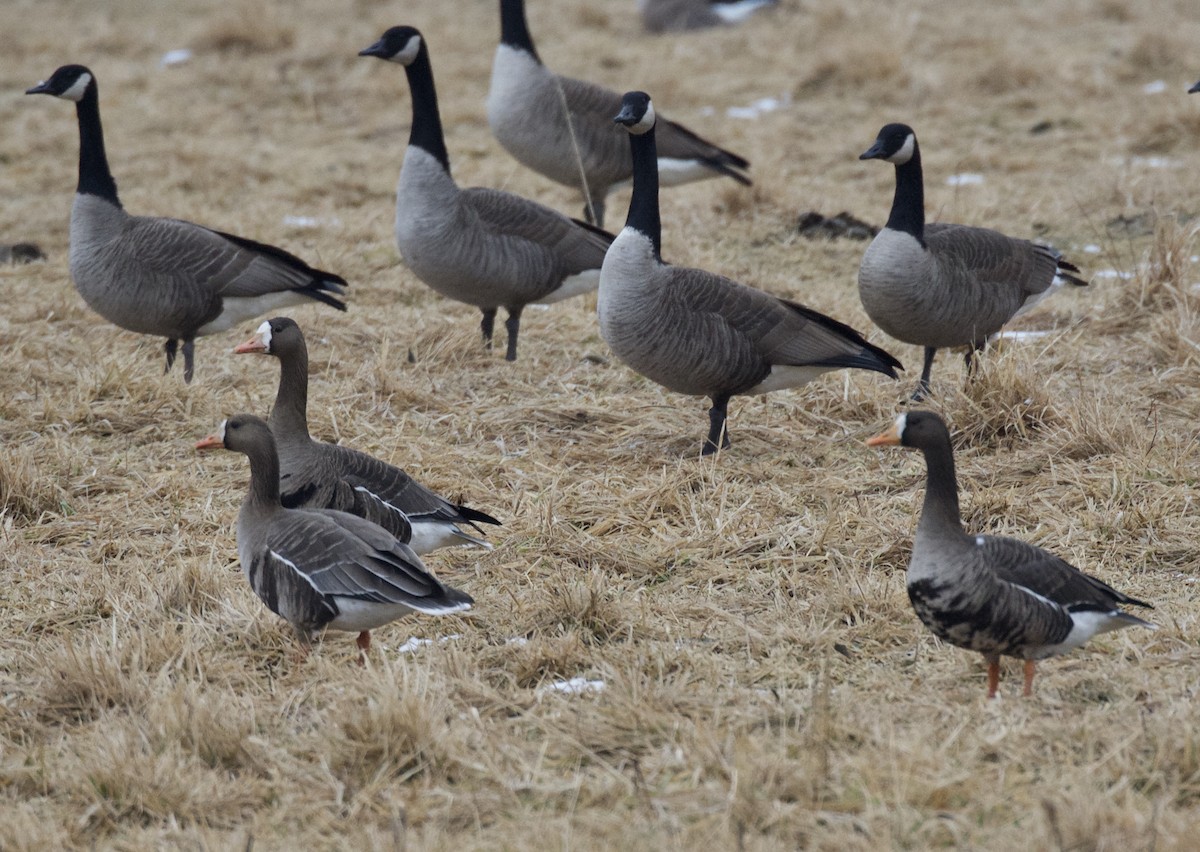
[126,216,346,308]
[265,509,469,612]
[925,223,1060,301]
[463,187,613,276]
[982,535,1152,611]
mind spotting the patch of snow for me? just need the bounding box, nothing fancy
[996,330,1053,342]
[538,677,606,696]
[726,96,788,120]
[1093,269,1134,280]
[945,173,984,187]
[1142,80,1167,95]
[160,49,193,68]
[395,634,461,654]
[1083,244,1102,254]
[282,214,341,229]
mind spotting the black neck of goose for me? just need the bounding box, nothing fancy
[75,83,121,205]
[625,124,662,259]
[886,143,924,241]
[268,343,312,442]
[404,45,452,175]
[917,433,964,537]
[499,0,540,61]
[245,436,282,507]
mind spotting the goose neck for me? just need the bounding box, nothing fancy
[75,84,121,205]
[886,144,924,240]
[916,435,965,539]
[624,125,662,259]
[499,0,540,61]
[245,437,282,508]
[404,44,452,174]
[268,347,313,442]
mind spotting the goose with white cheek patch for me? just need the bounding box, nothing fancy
[487,0,750,226]
[867,410,1155,698]
[359,26,614,362]
[235,317,501,554]
[858,123,1087,400]
[600,92,902,456]
[25,65,347,383]
[196,414,472,659]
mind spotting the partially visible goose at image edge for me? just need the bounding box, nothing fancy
[858,122,1086,401]
[235,317,501,555]
[600,91,901,456]
[360,26,613,362]
[487,0,750,226]
[25,65,347,383]
[1190,79,1200,93]
[196,414,472,659]
[867,410,1155,699]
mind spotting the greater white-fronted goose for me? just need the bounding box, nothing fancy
[858,123,1087,400]
[359,26,613,362]
[25,65,347,382]
[640,0,778,34]
[601,92,901,455]
[234,317,501,554]
[867,410,1155,698]
[196,414,472,656]
[487,0,750,226]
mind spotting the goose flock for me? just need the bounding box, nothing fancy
[19,3,1175,697]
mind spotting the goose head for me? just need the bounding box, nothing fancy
[26,64,95,102]
[195,414,273,454]
[359,26,423,66]
[234,316,302,357]
[614,91,656,136]
[865,410,949,450]
[860,123,917,165]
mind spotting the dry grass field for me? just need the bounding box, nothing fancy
[3,0,1200,847]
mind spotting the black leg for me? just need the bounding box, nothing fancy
[480,308,497,349]
[583,198,606,229]
[182,338,196,384]
[504,307,524,362]
[703,394,732,456]
[164,338,178,373]
[964,340,986,378]
[911,346,936,401]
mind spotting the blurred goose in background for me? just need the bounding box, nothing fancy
[25,65,347,382]
[360,26,613,362]
[196,415,472,657]
[487,0,750,226]
[601,92,901,455]
[867,410,1155,699]
[235,317,501,554]
[858,123,1086,400]
[639,0,778,34]
[1189,79,1200,93]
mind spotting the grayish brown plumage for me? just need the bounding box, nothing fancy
[858,123,1086,400]
[25,65,347,382]
[487,0,750,226]
[867,410,1155,698]
[235,317,501,555]
[360,26,613,362]
[600,92,901,455]
[196,415,472,657]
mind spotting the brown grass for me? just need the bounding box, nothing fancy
[4,0,1200,848]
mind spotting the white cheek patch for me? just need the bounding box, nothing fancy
[60,72,92,102]
[886,133,915,165]
[631,100,656,135]
[394,35,421,65]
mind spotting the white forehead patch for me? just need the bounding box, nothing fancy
[886,133,915,165]
[393,35,421,65]
[59,72,93,102]
[894,411,908,438]
[255,320,272,349]
[217,419,228,444]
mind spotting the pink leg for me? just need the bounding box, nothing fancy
[356,630,371,666]
[986,658,1001,699]
[1023,660,1037,697]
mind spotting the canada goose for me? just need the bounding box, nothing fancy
[601,92,901,455]
[359,27,613,362]
[25,65,347,383]
[858,123,1086,400]
[639,0,778,34]
[487,0,751,226]
[234,317,501,554]
[867,411,1155,698]
[195,414,472,657]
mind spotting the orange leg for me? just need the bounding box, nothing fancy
[1023,659,1037,697]
[986,658,1001,699]
[356,630,371,666]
